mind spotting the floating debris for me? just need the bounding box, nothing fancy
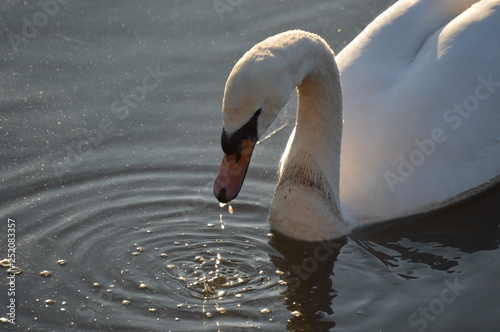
[235,294,243,298]
[92,283,101,288]
[40,270,52,277]
[0,259,12,267]
[57,260,66,265]
[195,256,205,263]
[177,304,184,308]
[7,267,22,275]
[291,311,301,317]
[0,317,9,323]
[45,299,55,305]
[216,307,228,315]
[136,247,144,252]
[166,265,175,269]
[207,223,215,227]
[228,205,233,214]
[122,300,131,306]
[131,252,140,256]
[139,283,147,289]
[261,308,272,315]
[148,308,157,312]
[61,301,67,305]
[60,308,67,312]
[160,253,168,258]
[205,312,213,318]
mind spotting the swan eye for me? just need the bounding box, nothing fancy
[221,109,262,154]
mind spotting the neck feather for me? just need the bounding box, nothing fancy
[286,33,343,214]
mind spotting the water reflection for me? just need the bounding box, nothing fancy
[267,183,500,330]
[269,233,346,331]
[351,183,500,277]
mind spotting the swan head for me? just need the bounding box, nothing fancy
[213,42,295,203]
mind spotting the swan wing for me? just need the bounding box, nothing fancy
[337,0,500,222]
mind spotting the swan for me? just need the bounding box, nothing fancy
[213,0,500,241]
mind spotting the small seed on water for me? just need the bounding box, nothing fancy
[205,312,213,318]
[45,299,55,305]
[92,283,101,288]
[40,270,52,277]
[139,283,147,289]
[160,253,168,258]
[228,205,233,214]
[148,308,157,312]
[261,308,272,315]
[0,259,12,267]
[167,264,175,269]
[217,307,228,315]
[136,247,144,252]
[57,260,66,265]
[0,317,9,323]
[7,267,22,275]
[292,311,301,317]
[131,252,140,256]
[122,300,131,305]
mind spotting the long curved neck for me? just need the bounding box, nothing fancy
[287,34,343,214]
[268,31,348,240]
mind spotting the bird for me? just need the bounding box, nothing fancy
[213,0,500,241]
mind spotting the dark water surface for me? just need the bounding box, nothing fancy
[1,1,499,331]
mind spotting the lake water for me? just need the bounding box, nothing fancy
[1,0,499,331]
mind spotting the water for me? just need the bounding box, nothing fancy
[1,0,499,331]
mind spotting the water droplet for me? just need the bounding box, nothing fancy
[40,270,52,277]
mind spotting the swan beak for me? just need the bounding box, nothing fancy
[214,139,256,203]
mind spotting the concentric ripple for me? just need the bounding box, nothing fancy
[12,167,286,331]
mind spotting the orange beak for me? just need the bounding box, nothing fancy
[213,139,256,203]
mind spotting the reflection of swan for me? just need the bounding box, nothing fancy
[213,0,500,241]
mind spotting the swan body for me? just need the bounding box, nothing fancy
[214,0,500,241]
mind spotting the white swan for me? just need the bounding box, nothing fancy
[213,0,500,241]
